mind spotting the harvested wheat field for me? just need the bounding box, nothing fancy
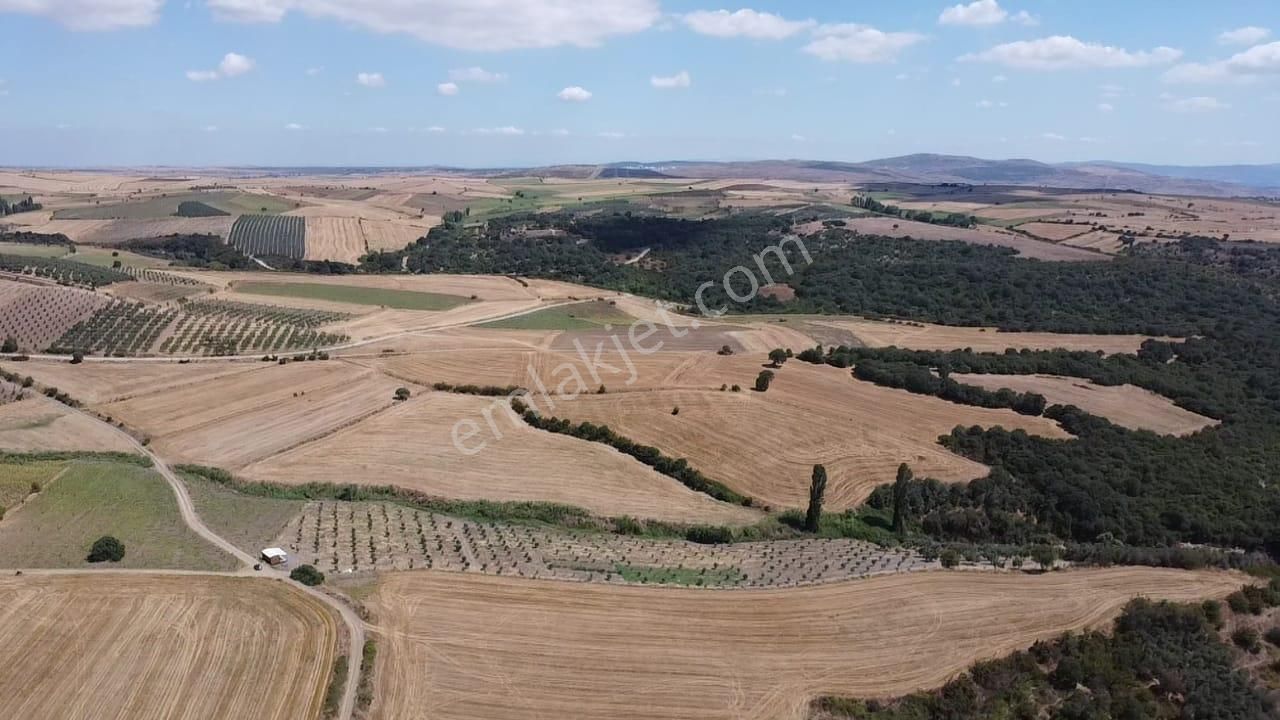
[0,395,136,453]
[839,217,1103,261]
[242,392,761,525]
[955,374,1218,436]
[370,567,1243,720]
[304,217,366,263]
[815,317,1167,354]
[552,362,1069,510]
[3,359,262,405]
[99,361,402,468]
[0,574,336,720]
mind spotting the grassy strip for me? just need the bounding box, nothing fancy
[322,655,348,719]
[175,464,794,545]
[356,640,377,712]
[511,399,754,508]
[0,451,151,467]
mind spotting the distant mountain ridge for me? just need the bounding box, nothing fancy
[521,154,1280,197]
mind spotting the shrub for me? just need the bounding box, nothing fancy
[87,535,125,563]
[1,336,16,353]
[291,564,325,586]
[1264,627,1280,647]
[940,548,962,569]
[685,525,734,544]
[1232,627,1261,653]
[1201,600,1224,629]
[754,370,774,392]
[394,387,411,401]
[70,351,84,364]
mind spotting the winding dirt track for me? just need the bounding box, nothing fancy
[369,568,1244,720]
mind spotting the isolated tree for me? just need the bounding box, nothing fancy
[393,387,411,401]
[768,348,788,368]
[290,564,326,586]
[754,370,775,392]
[87,535,125,563]
[805,464,828,532]
[892,463,912,535]
[70,351,84,365]
[1,336,16,353]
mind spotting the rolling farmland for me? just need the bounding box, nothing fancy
[0,575,337,720]
[229,214,306,259]
[369,568,1243,720]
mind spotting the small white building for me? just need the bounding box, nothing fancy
[261,548,289,566]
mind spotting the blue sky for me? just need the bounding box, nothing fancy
[2,0,1279,167]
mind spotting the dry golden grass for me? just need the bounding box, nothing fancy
[1063,229,1126,253]
[837,217,1102,261]
[551,362,1068,510]
[4,359,262,405]
[1017,221,1095,241]
[370,567,1243,720]
[360,218,434,253]
[99,361,402,469]
[954,374,1218,436]
[0,574,335,720]
[814,317,1167,354]
[241,391,761,525]
[0,395,136,453]
[304,216,366,263]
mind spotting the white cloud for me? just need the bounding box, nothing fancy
[1097,102,1114,112]
[473,126,525,135]
[961,36,1182,70]
[1042,132,1066,141]
[1100,83,1124,98]
[206,0,660,51]
[551,128,570,136]
[951,78,962,87]
[1219,26,1270,46]
[1164,41,1280,83]
[1166,95,1229,112]
[975,99,1008,108]
[0,0,163,30]
[449,67,507,83]
[306,67,323,76]
[284,123,305,130]
[651,70,691,89]
[682,8,815,39]
[1078,136,1102,144]
[1011,10,1037,26]
[186,52,254,82]
[426,126,447,133]
[369,126,389,133]
[357,72,386,88]
[991,74,1007,83]
[803,24,925,63]
[598,131,625,138]
[219,52,254,77]
[790,134,806,141]
[202,125,219,132]
[437,82,459,96]
[557,85,593,102]
[939,0,1006,27]
[753,87,788,96]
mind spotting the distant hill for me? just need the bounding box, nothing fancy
[516,155,1280,197]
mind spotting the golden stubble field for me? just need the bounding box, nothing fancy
[0,574,336,720]
[955,373,1218,436]
[550,361,1069,510]
[369,567,1244,720]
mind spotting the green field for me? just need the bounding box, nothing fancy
[0,461,237,570]
[183,473,305,557]
[0,461,66,514]
[53,191,301,220]
[66,247,172,269]
[0,243,68,258]
[479,300,634,330]
[233,281,469,311]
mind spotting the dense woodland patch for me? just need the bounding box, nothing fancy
[366,215,1280,557]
